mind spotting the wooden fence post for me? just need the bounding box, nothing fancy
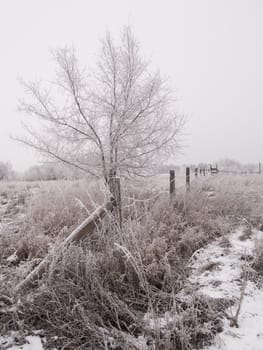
[195,168,198,178]
[169,170,175,197]
[186,167,190,191]
[259,162,261,174]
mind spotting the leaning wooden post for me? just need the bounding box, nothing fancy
[109,177,122,228]
[186,167,190,191]
[15,200,114,293]
[169,170,175,198]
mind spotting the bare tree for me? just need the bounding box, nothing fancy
[17,27,183,188]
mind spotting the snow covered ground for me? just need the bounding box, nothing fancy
[189,229,263,350]
[142,228,263,350]
[208,289,263,350]
[0,334,44,350]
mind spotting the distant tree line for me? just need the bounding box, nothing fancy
[157,164,181,174]
[21,163,83,181]
[158,159,261,175]
[0,161,83,182]
[217,158,260,173]
[1,158,261,182]
[0,162,14,180]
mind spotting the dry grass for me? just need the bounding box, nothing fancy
[1,173,263,349]
[251,238,263,281]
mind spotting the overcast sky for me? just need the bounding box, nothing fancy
[0,0,262,171]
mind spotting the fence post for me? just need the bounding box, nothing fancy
[186,167,190,191]
[259,162,262,174]
[169,170,175,198]
[195,168,198,178]
[109,177,122,228]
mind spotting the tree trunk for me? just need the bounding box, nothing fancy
[108,175,122,228]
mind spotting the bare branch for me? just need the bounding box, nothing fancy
[17,26,184,181]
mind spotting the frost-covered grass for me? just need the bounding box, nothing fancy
[1,174,263,349]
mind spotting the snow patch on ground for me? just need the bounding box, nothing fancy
[208,288,263,350]
[189,229,263,350]
[0,335,44,350]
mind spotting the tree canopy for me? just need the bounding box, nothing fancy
[18,27,183,182]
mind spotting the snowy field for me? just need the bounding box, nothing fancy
[1,174,263,349]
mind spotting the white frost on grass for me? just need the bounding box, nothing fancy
[189,228,263,350]
[0,335,44,350]
[6,252,19,264]
[143,310,180,330]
